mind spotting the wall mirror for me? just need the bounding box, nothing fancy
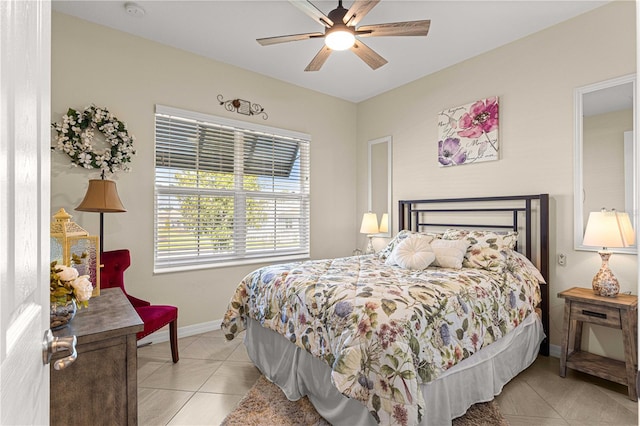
[368,136,392,237]
[574,74,636,253]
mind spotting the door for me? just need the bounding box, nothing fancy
[0,0,52,424]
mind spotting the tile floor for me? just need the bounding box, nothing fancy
[138,330,639,425]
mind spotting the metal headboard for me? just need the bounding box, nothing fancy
[398,194,550,356]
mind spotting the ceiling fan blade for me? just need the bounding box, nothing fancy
[357,20,431,37]
[305,46,332,71]
[350,39,387,70]
[289,0,333,28]
[257,32,324,46]
[343,0,379,27]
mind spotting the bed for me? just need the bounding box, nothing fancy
[222,194,549,425]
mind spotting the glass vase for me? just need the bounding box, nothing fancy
[50,299,77,330]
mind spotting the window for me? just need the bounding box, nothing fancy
[154,105,310,272]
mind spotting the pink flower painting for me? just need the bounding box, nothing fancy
[437,97,499,166]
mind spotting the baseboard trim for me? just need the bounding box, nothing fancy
[549,343,561,358]
[137,319,222,346]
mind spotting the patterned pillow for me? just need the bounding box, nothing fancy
[381,230,441,263]
[430,239,470,269]
[509,250,546,283]
[392,235,437,270]
[443,229,518,270]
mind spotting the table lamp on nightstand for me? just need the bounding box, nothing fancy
[360,212,379,254]
[379,213,389,234]
[582,208,635,297]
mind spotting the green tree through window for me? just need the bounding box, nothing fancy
[173,170,266,252]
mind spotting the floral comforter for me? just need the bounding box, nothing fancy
[221,251,542,425]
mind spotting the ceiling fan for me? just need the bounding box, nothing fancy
[257,0,430,71]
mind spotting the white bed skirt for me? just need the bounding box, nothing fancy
[244,313,544,426]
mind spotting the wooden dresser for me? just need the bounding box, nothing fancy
[50,287,144,425]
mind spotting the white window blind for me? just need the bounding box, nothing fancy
[154,105,310,271]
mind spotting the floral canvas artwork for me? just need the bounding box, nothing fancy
[437,97,499,166]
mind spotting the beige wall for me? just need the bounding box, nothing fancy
[51,13,357,328]
[356,1,636,358]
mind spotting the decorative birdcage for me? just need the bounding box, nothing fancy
[50,208,100,296]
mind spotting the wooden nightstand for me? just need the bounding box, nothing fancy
[558,287,638,400]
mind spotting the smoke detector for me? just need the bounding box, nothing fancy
[124,2,145,18]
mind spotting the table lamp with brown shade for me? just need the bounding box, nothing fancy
[582,208,635,297]
[76,179,126,253]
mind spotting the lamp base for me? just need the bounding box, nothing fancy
[364,236,375,255]
[592,250,619,297]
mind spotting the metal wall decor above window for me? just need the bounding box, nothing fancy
[154,105,310,272]
[217,95,268,120]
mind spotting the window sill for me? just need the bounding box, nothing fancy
[153,253,310,274]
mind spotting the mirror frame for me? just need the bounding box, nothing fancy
[573,73,636,254]
[368,136,392,237]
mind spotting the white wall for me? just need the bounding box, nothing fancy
[356,1,637,359]
[51,12,357,327]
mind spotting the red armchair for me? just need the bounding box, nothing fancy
[100,249,179,363]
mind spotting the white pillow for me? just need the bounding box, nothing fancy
[430,239,470,269]
[385,233,438,266]
[393,236,436,270]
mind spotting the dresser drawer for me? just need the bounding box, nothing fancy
[571,301,621,328]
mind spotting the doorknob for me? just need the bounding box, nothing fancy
[42,329,78,370]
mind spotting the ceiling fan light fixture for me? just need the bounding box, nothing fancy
[325,29,355,51]
[257,0,430,71]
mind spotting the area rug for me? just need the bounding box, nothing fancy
[221,375,508,426]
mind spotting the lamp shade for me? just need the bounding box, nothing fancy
[379,213,389,233]
[76,179,126,213]
[583,209,635,248]
[616,211,635,246]
[360,212,379,234]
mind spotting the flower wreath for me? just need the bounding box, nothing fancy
[51,105,136,175]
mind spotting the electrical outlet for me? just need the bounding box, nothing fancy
[558,253,566,266]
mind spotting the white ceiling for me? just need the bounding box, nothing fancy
[52,0,609,103]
